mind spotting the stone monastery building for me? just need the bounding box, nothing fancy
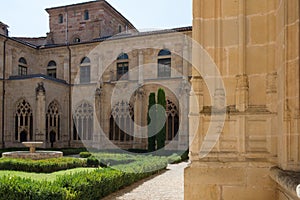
[0,0,191,150]
[1,0,300,199]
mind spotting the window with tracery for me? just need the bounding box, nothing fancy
[109,101,134,142]
[46,101,60,143]
[15,99,33,142]
[166,99,179,141]
[73,101,93,141]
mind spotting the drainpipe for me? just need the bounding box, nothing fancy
[65,7,72,147]
[67,45,72,147]
[2,37,8,148]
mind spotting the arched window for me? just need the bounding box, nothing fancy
[80,57,91,83]
[15,99,33,142]
[47,61,57,78]
[166,99,179,141]
[58,14,63,24]
[84,10,89,20]
[46,101,60,145]
[73,101,93,141]
[109,101,134,142]
[158,49,171,78]
[118,25,122,33]
[18,57,27,76]
[116,53,129,80]
[73,37,81,43]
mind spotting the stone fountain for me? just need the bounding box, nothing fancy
[2,141,63,160]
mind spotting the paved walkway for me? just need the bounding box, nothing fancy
[103,162,188,200]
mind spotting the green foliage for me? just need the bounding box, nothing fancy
[59,148,87,156]
[0,176,67,200]
[0,153,174,199]
[0,157,86,173]
[79,152,91,158]
[157,88,166,150]
[86,156,100,167]
[147,92,156,152]
[54,155,168,200]
[92,153,136,166]
[167,154,182,164]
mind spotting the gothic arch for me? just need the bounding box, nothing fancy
[109,100,134,142]
[14,99,33,142]
[73,101,94,141]
[46,100,61,143]
[166,99,179,141]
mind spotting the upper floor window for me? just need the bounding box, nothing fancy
[18,57,27,76]
[58,14,63,24]
[84,10,89,20]
[118,25,122,33]
[73,37,81,43]
[80,57,91,83]
[117,53,129,80]
[158,49,171,78]
[47,60,57,78]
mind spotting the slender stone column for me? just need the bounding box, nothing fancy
[133,87,145,149]
[35,82,46,144]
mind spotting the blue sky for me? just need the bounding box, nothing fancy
[0,0,192,37]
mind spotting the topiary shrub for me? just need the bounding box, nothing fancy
[147,92,156,152]
[87,156,101,167]
[156,88,166,150]
[79,152,92,158]
[0,157,86,173]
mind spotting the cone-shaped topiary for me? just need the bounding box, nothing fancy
[147,93,156,152]
[156,88,166,150]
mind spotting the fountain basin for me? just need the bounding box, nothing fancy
[2,151,63,160]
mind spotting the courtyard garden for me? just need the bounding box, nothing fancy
[0,148,184,200]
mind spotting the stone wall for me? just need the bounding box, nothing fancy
[0,26,192,150]
[186,0,299,199]
[46,1,136,44]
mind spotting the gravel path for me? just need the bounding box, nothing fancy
[102,162,188,200]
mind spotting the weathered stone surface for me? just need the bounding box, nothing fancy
[188,0,299,199]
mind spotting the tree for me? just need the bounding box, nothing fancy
[156,88,166,150]
[147,93,156,152]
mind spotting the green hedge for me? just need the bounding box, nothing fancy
[79,151,91,158]
[55,157,168,200]
[0,155,169,199]
[0,176,67,200]
[0,157,86,173]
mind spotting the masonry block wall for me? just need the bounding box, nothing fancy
[46,1,136,44]
[186,0,299,199]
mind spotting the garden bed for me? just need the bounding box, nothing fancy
[0,152,181,199]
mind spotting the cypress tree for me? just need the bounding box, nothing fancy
[147,93,156,152]
[156,88,166,150]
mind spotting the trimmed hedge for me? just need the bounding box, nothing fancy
[0,157,86,173]
[55,156,168,200]
[79,151,92,158]
[0,176,67,200]
[0,155,169,199]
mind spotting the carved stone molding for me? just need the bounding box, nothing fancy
[36,82,45,95]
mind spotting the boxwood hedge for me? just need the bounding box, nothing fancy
[0,157,86,173]
[0,155,169,199]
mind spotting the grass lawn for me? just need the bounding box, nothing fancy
[0,167,97,182]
